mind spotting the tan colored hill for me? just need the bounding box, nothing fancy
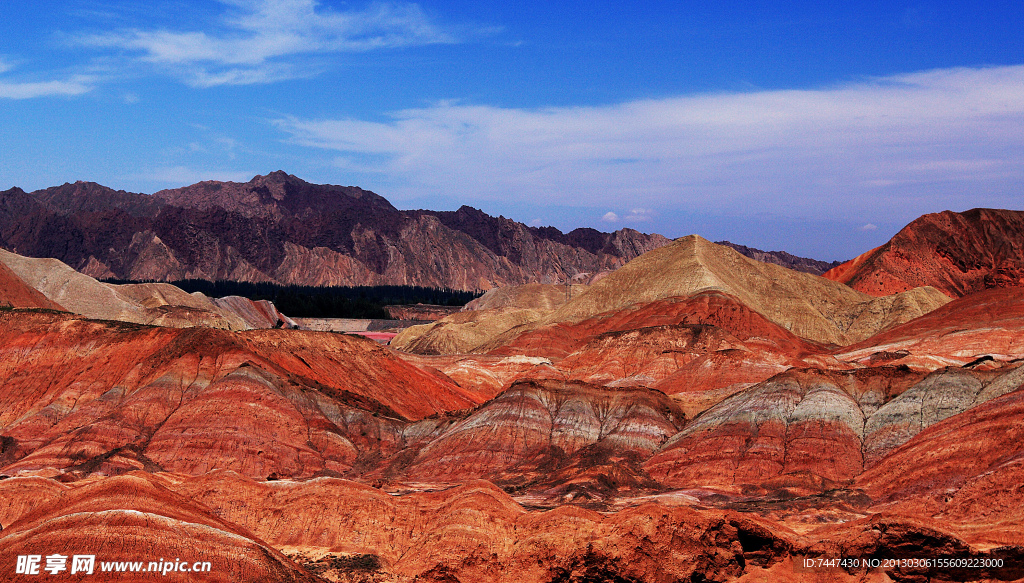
[548,236,949,345]
[0,248,291,330]
[396,236,950,354]
[392,308,548,354]
[464,282,581,311]
[0,260,63,310]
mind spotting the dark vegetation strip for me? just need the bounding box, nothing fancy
[100,279,482,319]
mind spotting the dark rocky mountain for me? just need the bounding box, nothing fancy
[0,171,669,290]
[716,240,842,275]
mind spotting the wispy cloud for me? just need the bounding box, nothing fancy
[624,208,653,222]
[77,0,460,86]
[0,58,96,99]
[275,65,1024,221]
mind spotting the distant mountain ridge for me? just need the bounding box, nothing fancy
[0,171,669,290]
[715,240,842,274]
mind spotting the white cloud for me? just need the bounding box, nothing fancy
[861,223,879,231]
[0,56,97,99]
[528,218,544,227]
[601,211,619,222]
[624,208,652,222]
[78,0,459,86]
[274,64,1024,222]
[0,73,95,99]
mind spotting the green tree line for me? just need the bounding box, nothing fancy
[101,279,481,319]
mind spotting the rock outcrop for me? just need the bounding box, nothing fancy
[824,208,1024,297]
[0,310,476,480]
[0,473,321,582]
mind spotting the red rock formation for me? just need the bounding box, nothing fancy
[857,370,1024,547]
[0,473,319,582]
[399,236,950,354]
[835,286,1024,370]
[489,291,822,360]
[0,310,476,480]
[393,379,684,490]
[824,208,1024,297]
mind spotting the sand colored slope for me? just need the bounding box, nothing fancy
[465,282,580,311]
[392,307,548,354]
[0,259,63,310]
[824,208,1024,297]
[0,248,290,330]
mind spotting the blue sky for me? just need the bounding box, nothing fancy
[2,1,1024,260]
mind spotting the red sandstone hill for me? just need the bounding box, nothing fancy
[0,474,318,582]
[834,286,1024,370]
[824,208,1024,297]
[0,172,668,289]
[4,302,1024,580]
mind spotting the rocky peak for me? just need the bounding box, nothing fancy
[32,182,160,217]
[154,172,396,220]
[825,207,1024,297]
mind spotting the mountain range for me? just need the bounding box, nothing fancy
[2,175,1024,583]
[0,172,669,290]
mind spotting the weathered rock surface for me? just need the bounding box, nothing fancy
[0,310,475,480]
[0,173,669,290]
[645,369,869,491]
[0,473,320,582]
[394,379,685,490]
[383,303,461,321]
[836,286,1024,370]
[392,307,548,355]
[547,235,950,346]
[647,362,1024,508]
[1,470,806,583]
[824,208,1024,297]
[464,282,579,312]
